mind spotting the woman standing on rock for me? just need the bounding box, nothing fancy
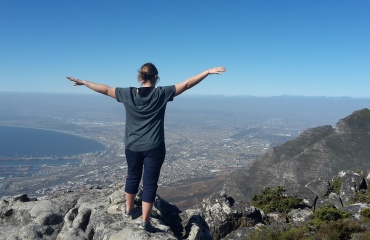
[67,63,226,230]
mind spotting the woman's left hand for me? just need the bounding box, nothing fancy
[66,76,85,86]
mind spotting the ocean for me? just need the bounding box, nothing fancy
[0,126,106,177]
[0,125,106,158]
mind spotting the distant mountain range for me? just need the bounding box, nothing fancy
[224,108,370,202]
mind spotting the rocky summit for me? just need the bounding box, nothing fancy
[0,183,267,240]
[224,108,370,204]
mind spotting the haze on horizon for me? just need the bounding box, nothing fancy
[1,1,370,98]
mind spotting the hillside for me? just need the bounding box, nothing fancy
[224,108,370,202]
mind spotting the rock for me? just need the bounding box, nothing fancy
[339,171,367,206]
[153,195,183,236]
[108,189,124,205]
[287,208,313,223]
[327,192,343,209]
[266,212,287,224]
[0,192,80,240]
[0,189,178,240]
[294,186,318,208]
[201,190,265,240]
[14,194,32,202]
[305,178,331,198]
[342,203,370,220]
[180,209,212,240]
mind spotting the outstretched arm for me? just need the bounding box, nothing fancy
[175,67,226,96]
[66,76,116,98]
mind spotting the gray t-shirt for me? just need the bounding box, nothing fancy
[115,85,176,151]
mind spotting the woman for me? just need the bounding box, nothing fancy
[66,63,226,230]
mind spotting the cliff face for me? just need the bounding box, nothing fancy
[224,108,370,202]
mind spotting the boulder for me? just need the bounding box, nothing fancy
[305,178,331,198]
[339,171,367,206]
[342,203,370,220]
[287,208,313,223]
[201,190,265,240]
[327,192,343,209]
[266,212,287,224]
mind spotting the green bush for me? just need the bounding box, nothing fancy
[251,186,302,214]
[355,170,366,178]
[331,176,342,194]
[353,188,370,204]
[356,227,370,240]
[247,185,370,239]
[246,225,312,240]
[280,225,311,240]
[309,206,351,229]
[360,208,370,219]
[315,219,363,239]
[246,227,277,240]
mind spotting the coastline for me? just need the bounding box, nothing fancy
[0,125,107,159]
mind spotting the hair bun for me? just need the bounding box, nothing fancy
[137,63,159,83]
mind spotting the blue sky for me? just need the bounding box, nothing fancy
[1,0,369,97]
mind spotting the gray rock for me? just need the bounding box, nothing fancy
[342,203,370,220]
[180,209,212,240]
[339,171,367,206]
[287,208,313,223]
[305,178,331,198]
[0,189,178,240]
[201,190,265,240]
[327,192,343,209]
[266,212,287,224]
[294,186,317,208]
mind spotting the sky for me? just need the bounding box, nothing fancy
[1,0,369,97]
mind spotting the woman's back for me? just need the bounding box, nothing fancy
[115,85,176,151]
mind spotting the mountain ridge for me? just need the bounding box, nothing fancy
[224,108,370,203]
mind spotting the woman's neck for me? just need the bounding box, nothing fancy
[141,84,154,88]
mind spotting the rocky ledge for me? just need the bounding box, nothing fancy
[2,169,370,240]
[0,182,265,240]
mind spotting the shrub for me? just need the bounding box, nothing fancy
[246,225,312,240]
[355,170,366,178]
[280,225,311,240]
[331,176,342,194]
[246,227,277,240]
[356,227,370,240]
[251,186,302,214]
[353,188,370,204]
[360,208,370,219]
[309,206,351,229]
[315,219,363,239]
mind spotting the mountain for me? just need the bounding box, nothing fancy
[224,108,370,203]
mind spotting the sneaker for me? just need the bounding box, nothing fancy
[139,221,153,231]
[121,204,132,218]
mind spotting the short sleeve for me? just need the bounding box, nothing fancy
[163,85,176,102]
[115,87,129,103]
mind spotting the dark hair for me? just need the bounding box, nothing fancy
[137,62,159,84]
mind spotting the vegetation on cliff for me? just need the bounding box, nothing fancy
[248,186,370,240]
